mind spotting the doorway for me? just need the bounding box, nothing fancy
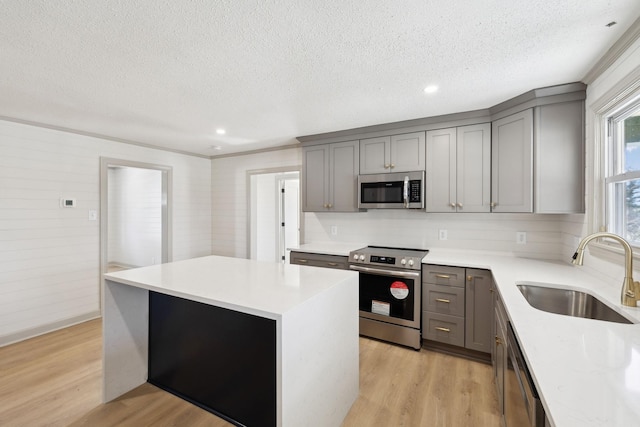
[248,169,300,263]
[100,158,172,281]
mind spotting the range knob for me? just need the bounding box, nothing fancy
[359,254,365,261]
[408,259,415,267]
[400,258,407,265]
[353,254,359,261]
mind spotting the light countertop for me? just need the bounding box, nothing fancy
[288,242,366,257]
[425,249,640,427]
[103,255,358,320]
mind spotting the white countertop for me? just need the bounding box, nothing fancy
[288,242,366,257]
[104,255,358,320]
[423,248,640,427]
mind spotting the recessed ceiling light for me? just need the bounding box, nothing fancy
[216,129,226,135]
[423,85,438,94]
[210,145,222,151]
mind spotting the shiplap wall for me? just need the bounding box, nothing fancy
[0,120,211,346]
[211,147,301,258]
[107,167,162,268]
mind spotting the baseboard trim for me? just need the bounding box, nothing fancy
[0,311,102,347]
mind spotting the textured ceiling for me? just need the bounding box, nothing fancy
[1,1,640,157]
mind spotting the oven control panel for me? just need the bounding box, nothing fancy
[349,247,427,271]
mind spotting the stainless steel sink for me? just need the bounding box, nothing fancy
[517,284,633,324]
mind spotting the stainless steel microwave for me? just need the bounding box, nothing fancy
[358,171,425,209]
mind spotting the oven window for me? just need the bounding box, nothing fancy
[361,182,403,204]
[358,272,415,321]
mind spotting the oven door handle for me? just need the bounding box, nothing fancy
[350,264,420,279]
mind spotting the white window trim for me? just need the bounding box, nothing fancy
[589,65,640,259]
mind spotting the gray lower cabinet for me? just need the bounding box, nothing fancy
[494,291,507,426]
[465,269,494,352]
[289,251,349,270]
[302,140,359,212]
[422,265,493,353]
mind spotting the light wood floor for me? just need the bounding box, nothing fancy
[0,319,500,426]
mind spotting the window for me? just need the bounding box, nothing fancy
[605,98,640,245]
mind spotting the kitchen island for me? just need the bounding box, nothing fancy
[103,255,359,427]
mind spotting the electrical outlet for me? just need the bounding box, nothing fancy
[516,231,527,245]
[331,225,338,236]
[438,229,448,241]
[88,210,97,221]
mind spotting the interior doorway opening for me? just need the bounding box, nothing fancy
[248,169,300,263]
[99,158,172,305]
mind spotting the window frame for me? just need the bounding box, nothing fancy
[590,71,640,258]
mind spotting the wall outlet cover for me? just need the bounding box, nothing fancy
[330,225,338,236]
[516,232,527,245]
[438,229,447,241]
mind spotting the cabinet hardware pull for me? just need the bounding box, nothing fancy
[390,163,395,168]
[299,259,308,263]
[457,203,463,208]
[327,203,332,208]
[467,275,472,282]
[435,274,450,279]
[490,202,497,208]
[327,262,338,266]
[449,203,456,208]
[384,163,390,169]
[435,327,451,333]
[495,336,502,345]
[435,298,450,303]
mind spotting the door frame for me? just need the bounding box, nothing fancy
[246,166,302,260]
[99,157,173,312]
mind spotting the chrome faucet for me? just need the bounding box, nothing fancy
[572,232,640,307]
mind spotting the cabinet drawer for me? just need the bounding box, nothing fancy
[422,312,465,347]
[423,265,465,287]
[290,251,348,270]
[422,284,465,316]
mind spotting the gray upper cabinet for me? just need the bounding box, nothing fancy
[534,101,584,213]
[426,124,491,212]
[491,109,534,213]
[360,132,426,174]
[464,269,493,353]
[302,140,359,212]
[491,99,585,213]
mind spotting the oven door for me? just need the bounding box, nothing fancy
[350,265,420,329]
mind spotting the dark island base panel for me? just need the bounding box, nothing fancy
[148,291,277,427]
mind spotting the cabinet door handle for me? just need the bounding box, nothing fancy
[467,275,473,282]
[390,163,395,168]
[495,336,502,345]
[298,259,308,263]
[435,327,451,333]
[457,203,463,208]
[384,163,390,169]
[327,262,338,266]
[490,202,497,208]
[327,203,332,208]
[435,298,451,303]
[449,202,456,208]
[435,274,450,279]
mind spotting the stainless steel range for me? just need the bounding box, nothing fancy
[349,246,428,350]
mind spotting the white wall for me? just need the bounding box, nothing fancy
[211,148,301,258]
[560,35,640,282]
[108,167,162,268]
[0,120,212,345]
[255,173,278,261]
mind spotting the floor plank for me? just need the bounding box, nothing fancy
[0,320,500,426]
